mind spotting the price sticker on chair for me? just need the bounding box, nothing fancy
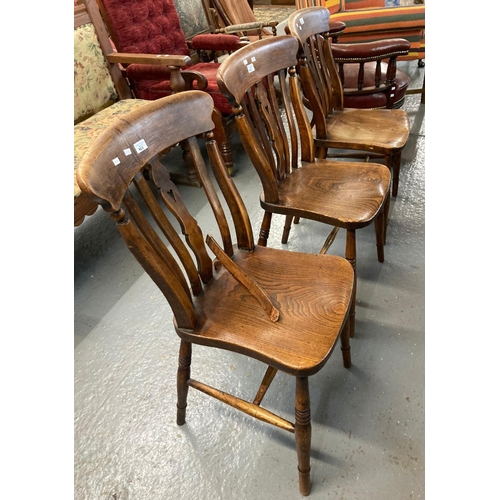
[243,58,256,73]
[134,139,148,153]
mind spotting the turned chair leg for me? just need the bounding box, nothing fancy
[374,209,385,263]
[383,191,391,246]
[211,109,234,176]
[282,214,294,244]
[258,211,273,247]
[177,340,192,426]
[340,313,352,368]
[391,151,402,198]
[295,376,311,496]
[345,229,357,338]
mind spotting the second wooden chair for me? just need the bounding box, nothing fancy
[217,35,391,339]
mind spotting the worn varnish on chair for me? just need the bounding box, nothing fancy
[288,7,410,201]
[77,90,355,496]
[217,35,391,339]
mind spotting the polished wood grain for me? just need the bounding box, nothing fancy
[217,35,391,339]
[288,7,410,198]
[76,90,355,496]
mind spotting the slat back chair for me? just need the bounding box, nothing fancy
[76,90,356,496]
[217,35,391,339]
[288,7,410,198]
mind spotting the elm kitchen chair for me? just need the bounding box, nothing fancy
[288,7,410,201]
[217,35,391,339]
[76,90,355,496]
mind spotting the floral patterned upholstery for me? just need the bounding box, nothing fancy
[73,7,148,221]
[74,99,149,197]
[74,23,119,122]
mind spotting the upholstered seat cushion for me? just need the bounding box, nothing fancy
[74,99,149,198]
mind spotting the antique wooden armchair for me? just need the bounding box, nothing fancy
[74,0,190,224]
[203,0,279,40]
[92,0,250,177]
[217,35,391,339]
[298,0,425,102]
[76,90,355,496]
[288,7,410,199]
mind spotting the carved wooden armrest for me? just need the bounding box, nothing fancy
[108,52,208,93]
[107,52,191,67]
[327,20,346,41]
[206,235,279,322]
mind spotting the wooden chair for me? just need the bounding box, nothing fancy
[91,0,250,178]
[203,0,279,40]
[298,0,425,102]
[217,35,391,339]
[288,7,410,199]
[320,20,412,109]
[76,90,355,496]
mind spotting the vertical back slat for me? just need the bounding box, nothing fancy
[148,160,214,285]
[132,167,203,295]
[184,136,234,257]
[115,211,197,330]
[277,69,299,171]
[244,89,277,176]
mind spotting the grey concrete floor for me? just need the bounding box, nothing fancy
[74,62,425,499]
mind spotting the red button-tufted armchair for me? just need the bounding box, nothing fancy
[94,0,247,177]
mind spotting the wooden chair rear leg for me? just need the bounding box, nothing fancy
[295,376,311,496]
[391,151,402,198]
[180,140,202,187]
[258,211,273,247]
[345,229,357,338]
[340,313,352,368]
[211,109,234,176]
[177,340,192,425]
[282,214,294,244]
[383,192,390,246]
[375,210,385,263]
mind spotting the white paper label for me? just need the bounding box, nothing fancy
[134,139,148,153]
[123,148,132,156]
[112,157,120,166]
[247,63,255,73]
